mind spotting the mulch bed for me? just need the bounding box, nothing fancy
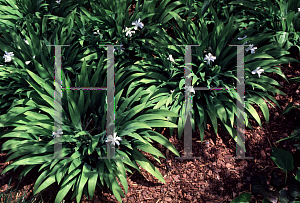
[91,50,300,203]
[1,49,299,203]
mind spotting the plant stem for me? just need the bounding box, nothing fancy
[285,171,287,184]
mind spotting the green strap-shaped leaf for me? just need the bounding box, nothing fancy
[104,158,115,175]
[48,153,73,172]
[282,102,294,115]
[25,69,53,98]
[23,111,52,121]
[0,162,18,176]
[145,120,178,128]
[153,95,169,109]
[132,148,165,184]
[122,121,152,131]
[134,114,167,121]
[276,126,300,143]
[147,130,180,157]
[247,94,270,123]
[206,102,218,136]
[5,147,37,162]
[88,169,98,199]
[67,95,82,131]
[119,131,147,144]
[77,90,85,117]
[195,102,205,127]
[68,158,82,175]
[76,162,90,201]
[54,177,77,203]
[109,172,124,203]
[0,131,33,139]
[214,97,227,123]
[0,107,36,127]
[56,166,67,186]
[114,157,127,178]
[143,109,180,118]
[19,165,36,179]
[25,79,54,108]
[246,81,268,91]
[116,172,128,195]
[103,168,111,189]
[245,53,273,63]
[245,102,262,127]
[89,133,101,154]
[25,17,40,52]
[97,162,105,186]
[122,103,148,123]
[133,140,165,159]
[34,173,56,194]
[9,154,53,165]
[222,119,237,139]
[178,107,184,139]
[116,150,140,172]
[33,169,52,195]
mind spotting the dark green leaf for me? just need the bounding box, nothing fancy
[271,147,294,172]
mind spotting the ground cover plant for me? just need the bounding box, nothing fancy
[0,0,300,202]
[231,103,300,203]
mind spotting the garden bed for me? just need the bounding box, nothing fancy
[1,50,299,203]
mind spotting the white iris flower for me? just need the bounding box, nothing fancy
[52,129,63,138]
[3,51,14,63]
[167,54,175,63]
[123,27,135,37]
[24,39,29,45]
[203,53,216,65]
[237,35,247,40]
[245,44,257,54]
[93,30,100,35]
[132,18,144,30]
[252,67,264,78]
[114,44,124,53]
[185,86,195,94]
[105,132,122,146]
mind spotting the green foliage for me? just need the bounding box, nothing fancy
[0,0,300,202]
[230,192,252,203]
